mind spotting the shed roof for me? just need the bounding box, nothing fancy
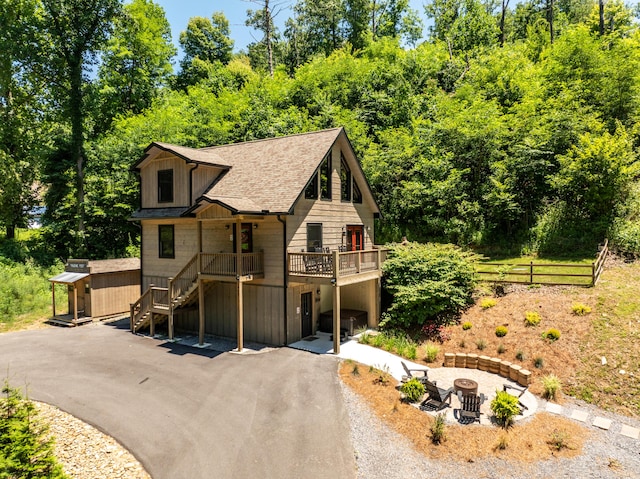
[49,272,89,284]
[86,258,140,274]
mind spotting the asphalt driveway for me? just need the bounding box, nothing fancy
[0,321,356,479]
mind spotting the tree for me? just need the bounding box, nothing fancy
[373,0,423,45]
[41,0,121,254]
[0,0,43,239]
[246,0,286,76]
[96,0,175,132]
[344,0,370,50]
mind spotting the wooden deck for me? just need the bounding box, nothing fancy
[288,249,384,285]
[46,314,93,327]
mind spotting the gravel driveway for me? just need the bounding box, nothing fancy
[0,320,355,479]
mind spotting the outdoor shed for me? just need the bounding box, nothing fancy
[48,258,141,326]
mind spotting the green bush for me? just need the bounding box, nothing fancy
[430,413,447,444]
[490,390,521,427]
[0,381,68,478]
[543,328,561,341]
[476,338,487,350]
[571,303,592,316]
[495,325,508,337]
[423,342,440,363]
[524,311,541,326]
[400,378,426,403]
[542,374,562,400]
[462,321,473,330]
[381,242,478,329]
[534,356,545,368]
[480,298,497,309]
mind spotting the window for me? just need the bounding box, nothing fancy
[304,172,318,199]
[353,180,362,204]
[306,223,322,251]
[320,154,331,200]
[158,169,174,203]
[340,153,351,202]
[159,225,175,258]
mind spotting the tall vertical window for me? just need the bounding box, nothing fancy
[353,180,362,204]
[320,154,331,200]
[340,153,351,202]
[158,169,174,203]
[159,225,175,258]
[306,223,323,251]
[304,172,318,199]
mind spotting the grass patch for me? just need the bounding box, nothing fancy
[476,256,595,286]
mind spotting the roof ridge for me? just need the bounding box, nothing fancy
[200,127,343,151]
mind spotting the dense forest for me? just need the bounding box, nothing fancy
[1,0,640,261]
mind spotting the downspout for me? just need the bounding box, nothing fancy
[189,164,199,206]
[277,214,288,346]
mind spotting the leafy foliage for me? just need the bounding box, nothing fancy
[490,390,521,428]
[400,378,425,403]
[0,381,68,478]
[381,242,477,329]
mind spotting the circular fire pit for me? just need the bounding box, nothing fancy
[454,378,478,396]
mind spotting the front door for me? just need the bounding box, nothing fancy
[301,292,313,338]
[346,225,364,251]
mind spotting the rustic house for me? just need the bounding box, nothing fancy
[49,258,141,326]
[129,127,384,353]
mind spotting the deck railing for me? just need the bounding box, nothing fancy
[288,249,383,279]
[200,252,264,277]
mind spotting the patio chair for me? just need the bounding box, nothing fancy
[503,383,529,411]
[457,391,486,423]
[401,361,429,384]
[420,380,454,411]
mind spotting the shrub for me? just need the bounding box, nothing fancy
[462,321,473,330]
[491,390,521,428]
[572,303,592,316]
[400,378,426,403]
[497,343,506,354]
[534,356,545,368]
[423,342,440,363]
[371,365,391,385]
[543,328,561,341]
[524,311,541,326]
[476,338,487,350]
[480,298,497,309]
[548,429,572,451]
[495,434,509,451]
[542,374,562,400]
[381,242,478,329]
[515,350,526,361]
[430,413,447,444]
[358,332,372,345]
[351,364,360,376]
[495,325,508,337]
[421,323,451,343]
[0,381,68,479]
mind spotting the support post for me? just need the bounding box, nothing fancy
[198,278,205,345]
[332,282,341,354]
[52,283,56,318]
[235,218,243,352]
[197,220,202,253]
[73,285,78,321]
[530,261,533,284]
[168,277,174,340]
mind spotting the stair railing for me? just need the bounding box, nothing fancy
[130,287,153,331]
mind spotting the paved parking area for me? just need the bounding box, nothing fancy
[0,320,355,479]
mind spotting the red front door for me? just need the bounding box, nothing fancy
[346,225,364,251]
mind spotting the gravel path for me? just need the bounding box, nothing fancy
[36,402,150,479]
[341,383,640,479]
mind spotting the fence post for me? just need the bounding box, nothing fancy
[530,261,533,284]
[592,262,596,286]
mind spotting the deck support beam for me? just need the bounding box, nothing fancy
[73,285,78,322]
[198,278,205,346]
[332,283,341,354]
[235,218,244,352]
[52,283,56,317]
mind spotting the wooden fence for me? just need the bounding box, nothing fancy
[475,240,608,287]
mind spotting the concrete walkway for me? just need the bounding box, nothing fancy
[0,320,356,479]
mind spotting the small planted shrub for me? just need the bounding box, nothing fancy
[543,328,561,341]
[534,356,545,369]
[351,363,360,376]
[430,413,447,444]
[371,365,391,385]
[462,321,473,330]
[476,338,487,350]
[423,342,440,363]
[497,343,506,354]
[400,378,426,403]
[495,325,508,337]
[515,350,526,361]
[495,434,509,451]
[542,374,562,400]
[548,429,572,451]
[524,311,541,327]
[358,332,372,345]
[572,303,592,316]
[480,298,497,309]
[491,390,521,428]
[458,339,466,348]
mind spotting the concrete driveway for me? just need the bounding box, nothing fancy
[0,320,356,479]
